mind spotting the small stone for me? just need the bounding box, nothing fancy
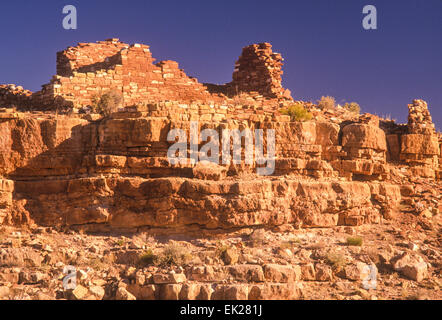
[70,285,89,300]
[344,227,356,235]
[152,273,186,284]
[89,286,105,300]
[315,264,333,281]
[420,209,432,219]
[77,269,88,281]
[300,263,315,281]
[0,286,10,299]
[392,252,429,282]
[221,248,239,265]
[116,287,136,300]
[343,262,372,281]
[160,284,182,300]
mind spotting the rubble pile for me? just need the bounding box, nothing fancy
[0,85,32,109]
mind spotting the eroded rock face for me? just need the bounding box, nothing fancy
[12,177,384,230]
[0,38,440,234]
[0,96,440,231]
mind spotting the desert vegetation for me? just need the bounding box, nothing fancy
[281,103,313,121]
[91,89,123,116]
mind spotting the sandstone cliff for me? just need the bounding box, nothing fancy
[0,98,439,232]
[0,40,440,233]
[0,40,440,302]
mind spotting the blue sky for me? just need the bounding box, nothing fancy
[0,0,441,128]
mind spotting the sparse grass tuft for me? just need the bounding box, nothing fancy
[325,251,347,271]
[346,236,363,246]
[116,238,125,247]
[87,257,109,270]
[280,239,301,250]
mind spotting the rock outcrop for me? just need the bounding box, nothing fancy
[0,39,440,302]
[0,98,439,231]
[0,40,440,232]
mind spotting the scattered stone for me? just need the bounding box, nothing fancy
[392,252,429,282]
[116,287,136,300]
[70,285,89,300]
[221,248,239,265]
[89,286,105,300]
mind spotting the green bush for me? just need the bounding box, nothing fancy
[139,249,157,266]
[281,103,313,122]
[343,102,361,114]
[91,89,123,116]
[317,96,336,110]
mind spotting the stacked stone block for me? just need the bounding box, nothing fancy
[399,99,439,178]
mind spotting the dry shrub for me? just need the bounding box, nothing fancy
[325,251,347,271]
[91,89,123,116]
[343,102,360,114]
[139,248,156,266]
[156,243,191,267]
[317,96,335,110]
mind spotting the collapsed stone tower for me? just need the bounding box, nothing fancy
[407,99,436,135]
[228,43,292,100]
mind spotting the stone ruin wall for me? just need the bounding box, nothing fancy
[10,39,293,112]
